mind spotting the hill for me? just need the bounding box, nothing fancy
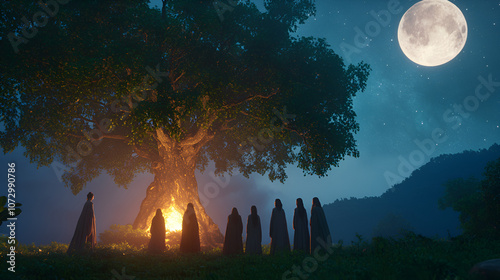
[323,143,500,243]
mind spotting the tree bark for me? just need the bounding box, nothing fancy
[133,134,223,247]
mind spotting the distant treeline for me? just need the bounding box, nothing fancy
[323,143,500,243]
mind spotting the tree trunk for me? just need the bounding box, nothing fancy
[133,151,223,247]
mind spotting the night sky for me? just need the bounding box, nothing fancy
[1,0,499,245]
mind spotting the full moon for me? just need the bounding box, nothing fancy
[398,0,467,67]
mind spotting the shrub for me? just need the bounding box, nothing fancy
[99,224,149,248]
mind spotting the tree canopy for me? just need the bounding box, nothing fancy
[0,0,370,194]
[439,157,500,238]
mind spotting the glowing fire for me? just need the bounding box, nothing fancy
[163,205,183,232]
[143,205,185,245]
[145,205,184,235]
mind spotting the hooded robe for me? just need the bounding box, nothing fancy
[223,208,243,255]
[148,209,166,253]
[310,198,332,254]
[67,200,96,254]
[269,201,290,255]
[245,212,262,254]
[293,199,310,253]
[180,204,201,253]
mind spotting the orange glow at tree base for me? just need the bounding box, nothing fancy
[144,205,186,246]
[145,206,184,233]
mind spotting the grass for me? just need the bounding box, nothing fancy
[1,233,499,280]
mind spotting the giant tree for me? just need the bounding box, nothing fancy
[0,0,370,246]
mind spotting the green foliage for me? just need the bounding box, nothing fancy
[439,177,486,237]
[0,0,370,195]
[0,195,22,226]
[372,212,414,239]
[2,234,500,279]
[0,234,16,252]
[481,157,500,235]
[98,224,149,249]
[439,157,500,238]
[16,241,69,255]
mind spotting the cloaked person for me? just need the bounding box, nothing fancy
[293,198,310,253]
[148,209,166,254]
[222,207,243,255]
[310,197,332,254]
[180,203,201,253]
[269,198,290,255]
[67,192,97,255]
[245,205,262,254]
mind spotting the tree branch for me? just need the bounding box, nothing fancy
[101,134,128,140]
[156,127,173,150]
[282,126,309,149]
[180,127,208,147]
[171,71,185,85]
[133,144,153,160]
[220,118,237,131]
[180,113,217,147]
[221,89,279,110]
[238,110,265,121]
[74,116,96,124]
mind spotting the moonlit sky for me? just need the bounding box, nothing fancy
[1,0,499,245]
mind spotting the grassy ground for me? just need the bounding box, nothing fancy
[1,233,499,280]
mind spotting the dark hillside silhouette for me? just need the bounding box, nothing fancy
[323,143,500,243]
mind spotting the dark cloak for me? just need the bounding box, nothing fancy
[269,204,290,255]
[293,200,310,253]
[310,198,332,254]
[180,204,200,253]
[67,200,96,254]
[148,209,166,253]
[222,208,243,255]
[245,213,262,254]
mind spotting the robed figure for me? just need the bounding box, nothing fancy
[148,209,166,253]
[269,199,290,255]
[180,203,201,253]
[293,198,310,253]
[222,208,243,255]
[310,197,332,254]
[245,205,262,255]
[67,192,97,255]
